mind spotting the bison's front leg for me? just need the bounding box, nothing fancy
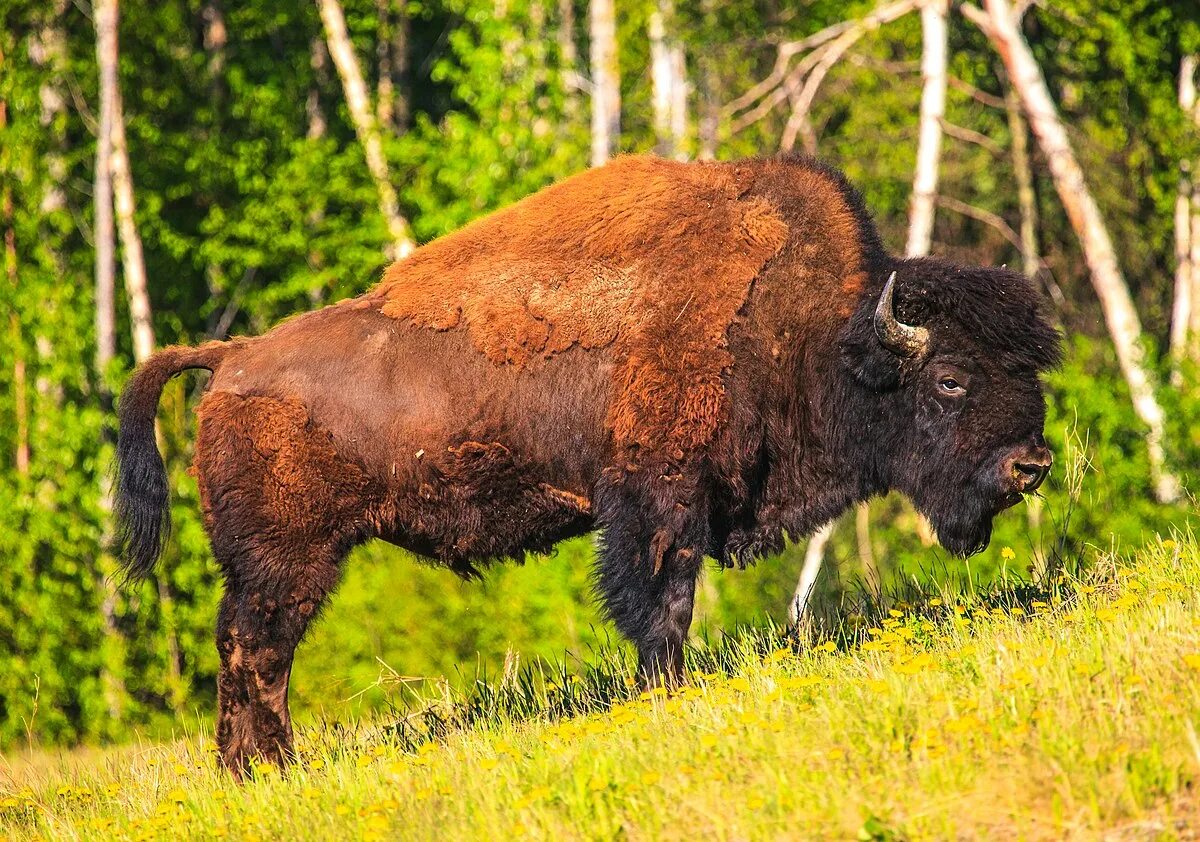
[596,477,709,688]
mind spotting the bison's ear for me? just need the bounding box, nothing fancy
[840,287,903,390]
[840,319,902,390]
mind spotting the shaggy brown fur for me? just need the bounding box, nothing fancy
[112,154,1059,777]
[371,156,797,457]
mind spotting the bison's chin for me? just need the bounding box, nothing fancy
[922,500,996,558]
[935,520,993,558]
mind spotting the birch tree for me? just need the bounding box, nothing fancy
[375,0,410,133]
[110,77,191,712]
[557,0,582,121]
[110,91,154,363]
[1171,55,1197,381]
[729,0,919,141]
[589,0,620,165]
[789,523,834,626]
[905,0,949,546]
[697,0,719,160]
[93,0,128,723]
[95,0,117,388]
[905,0,948,257]
[649,0,687,160]
[1005,86,1040,281]
[318,0,415,259]
[963,0,1180,503]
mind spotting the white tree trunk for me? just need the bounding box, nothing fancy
[589,0,620,166]
[1005,86,1040,280]
[93,0,128,724]
[1174,55,1200,378]
[649,0,687,160]
[697,0,718,160]
[318,0,415,259]
[905,0,948,546]
[94,0,117,381]
[110,91,155,363]
[557,0,582,122]
[1170,55,1196,381]
[308,37,330,141]
[789,522,834,626]
[971,0,1180,503]
[1192,162,1200,361]
[201,0,226,78]
[905,0,948,257]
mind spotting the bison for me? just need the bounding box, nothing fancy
[114,154,1059,776]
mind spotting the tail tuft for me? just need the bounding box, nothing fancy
[112,343,225,581]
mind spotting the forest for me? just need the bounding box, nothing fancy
[1,0,1198,755]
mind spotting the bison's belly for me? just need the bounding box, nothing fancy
[208,299,614,568]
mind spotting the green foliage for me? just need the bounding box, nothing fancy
[0,0,1197,750]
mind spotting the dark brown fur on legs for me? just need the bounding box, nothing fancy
[196,393,367,775]
[595,469,710,688]
[213,564,338,776]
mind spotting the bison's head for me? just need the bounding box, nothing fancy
[840,257,1061,557]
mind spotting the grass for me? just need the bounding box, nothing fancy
[2,531,1200,840]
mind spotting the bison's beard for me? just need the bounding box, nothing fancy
[930,511,994,558]
[912,473,1004,558]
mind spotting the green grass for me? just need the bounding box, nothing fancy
[3,532,1200,840]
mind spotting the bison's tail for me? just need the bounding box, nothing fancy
[114,341,228,581]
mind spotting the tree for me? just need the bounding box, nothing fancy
[94,0,117,387]
[964,0,1180,504]
[788,523,833,626]
[110,91,154,363]
[589,0,620,165]
[1172,54,1197,381]
[905,0,947,258]
[729,0,919,144]
[318,0,415,259]
[649,0,687,160]
[92,0,129,724]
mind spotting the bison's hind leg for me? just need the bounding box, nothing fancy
[195,392,375,777]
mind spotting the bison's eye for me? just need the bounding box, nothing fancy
[938,377,966,396]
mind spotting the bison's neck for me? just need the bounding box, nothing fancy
[715,320,888,554]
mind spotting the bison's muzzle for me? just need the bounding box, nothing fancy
[998,437,1053,507]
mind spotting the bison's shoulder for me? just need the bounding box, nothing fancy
[369,155,874,460]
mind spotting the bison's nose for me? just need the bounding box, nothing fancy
[1006,445,1052,494]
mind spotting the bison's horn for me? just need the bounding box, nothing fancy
[874,271,930,359]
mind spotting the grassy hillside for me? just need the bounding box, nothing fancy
[2,532,1199,840]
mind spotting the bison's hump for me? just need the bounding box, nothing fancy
[373,156,794,460]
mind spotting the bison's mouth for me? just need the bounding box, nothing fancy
[996,490,1024,512]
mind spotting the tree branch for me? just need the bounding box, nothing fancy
[946,74,1006,109]
[727,0,919,131]
[940,119,1004,156]
[935,195,1022,249]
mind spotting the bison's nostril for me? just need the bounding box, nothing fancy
[1013,462,1048,493]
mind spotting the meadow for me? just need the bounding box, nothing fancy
[4,0,1200,838]
[3,531,1198,840]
